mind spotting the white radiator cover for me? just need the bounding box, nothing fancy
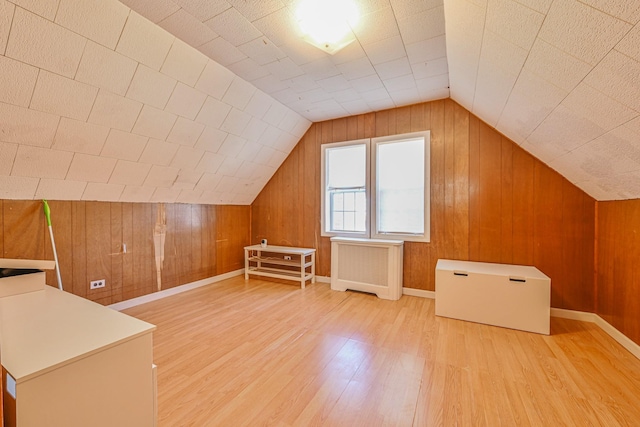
[330,237,403,300]
[435,259,551,334]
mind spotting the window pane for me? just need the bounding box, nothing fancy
[355,192,366,213]
[377,138,424,234]
[355,210,366,231]
[326,144,366,188]
[332,211,344,230]
[329,189,366,232]
[344,192,355,211]
[344,212,355,230]
[333,192,343,210]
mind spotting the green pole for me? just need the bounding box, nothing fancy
[43,199,52,226]
[43,200,63,291]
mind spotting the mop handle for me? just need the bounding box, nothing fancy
[43,200,63,291]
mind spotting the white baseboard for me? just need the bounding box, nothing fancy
[315,275,331,284]
[549,308,640,360]
[593,315,640,360]
[108,269,244,311]
[402,287,435,299]
[549,308,597,322]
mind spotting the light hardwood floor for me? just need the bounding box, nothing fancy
[123,276,640,426]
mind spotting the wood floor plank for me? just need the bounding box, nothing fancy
[122,277,640,426]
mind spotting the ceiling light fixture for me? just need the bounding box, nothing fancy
[296,0,360,55]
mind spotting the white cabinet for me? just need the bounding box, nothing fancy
[1,287,156,426]
[244,245,316,288]
[435,259,550,334]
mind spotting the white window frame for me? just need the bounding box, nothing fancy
[371,131,430,242]
[320,138,370,238]
[321,131,430,242]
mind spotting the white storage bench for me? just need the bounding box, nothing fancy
[435,259,550,334]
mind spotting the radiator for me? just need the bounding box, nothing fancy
[330,237,403,300]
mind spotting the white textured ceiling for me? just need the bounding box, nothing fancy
[0,0,312,204]
[445,0,640,200]
[1,0,640,203]
[0,0,451,205]
[119,0,450,122]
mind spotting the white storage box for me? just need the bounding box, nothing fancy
[435,259,550,334]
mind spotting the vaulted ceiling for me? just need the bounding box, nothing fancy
[446,0,640,200]
[1,0,639,203]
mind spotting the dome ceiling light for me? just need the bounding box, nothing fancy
[296,0,360,55]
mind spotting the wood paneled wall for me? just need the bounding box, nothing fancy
[0,201,249,305]
[596,200,640,344]
[251,99,596,312]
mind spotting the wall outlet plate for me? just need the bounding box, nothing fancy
[90,279,106,290]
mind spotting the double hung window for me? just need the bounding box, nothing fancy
[321,131,430,242]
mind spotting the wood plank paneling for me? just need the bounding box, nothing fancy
[625,202,640,342]
[110,203,123,304]
[71,202,87,298]
[511,149,535,265]
[477,122,502,262]
[280,149,300,247]
[443,100,456,260]
[3,200,45,260]
[533,164,564,308]
[597,202,615,325]
[205,205,217,277]
[468,116,480,261]
[453,102,469,260]
[581,195,595,313]
[562,182,594,312]
[250,99,597,313]
[410,103,425,132]
[85,202,112,304]
[121,203,134,301]
[173,203,193,287]
[346,116,359,141]
[190,205,203,281]
[317,121,333,276]
[216,205,250,273]
[0,200,249,305]
[397,105,411,134]
[200,205,213,279]
[161,204,178,289]
[500,137,513,264]
[597,199,640,344]
[429,101,445,287]
[332,117,347,142]
[376,109,389,137]
[303,130,318,251]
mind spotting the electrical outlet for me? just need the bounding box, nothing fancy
[90,279,106,290]
[284,256,292,261]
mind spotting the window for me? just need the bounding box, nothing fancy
[322,139,369,236]
[321,131,430,242]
